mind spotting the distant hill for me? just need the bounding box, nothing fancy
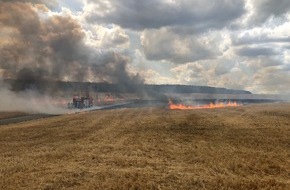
[144,84,251,94]
[2,80,252,95]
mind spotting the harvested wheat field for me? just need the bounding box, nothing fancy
[0,103,289,190]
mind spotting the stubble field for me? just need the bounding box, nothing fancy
[0,103,289,189]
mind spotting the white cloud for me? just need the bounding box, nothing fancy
[141,28,221,63]
[84,25,130,49]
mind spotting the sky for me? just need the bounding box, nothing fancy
[0,0,290,94]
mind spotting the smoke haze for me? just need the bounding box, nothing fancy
[0,83,68,114]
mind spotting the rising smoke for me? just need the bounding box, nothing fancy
[0,1,143,87]
[0,1,145,113]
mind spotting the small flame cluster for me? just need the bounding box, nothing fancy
[104,94,115,102]
[168,100,240,110]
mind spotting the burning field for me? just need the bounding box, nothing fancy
[0,103,289,189]
[168,99,240,110]
[1,1,290,189]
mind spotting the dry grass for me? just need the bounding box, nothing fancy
[0,103,289,189]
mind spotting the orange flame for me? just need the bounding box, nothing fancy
[104,97,114,102]
[168,100,240,110]
[104,94,115,102]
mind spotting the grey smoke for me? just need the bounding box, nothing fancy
[0,1,146,114]
[0,1,143,93]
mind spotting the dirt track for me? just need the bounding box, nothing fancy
[0,102,135,125]
[0,114,56,125]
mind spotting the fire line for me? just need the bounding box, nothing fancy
[168,100,240,110]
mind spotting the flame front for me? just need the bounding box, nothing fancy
[168,100,240,110]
